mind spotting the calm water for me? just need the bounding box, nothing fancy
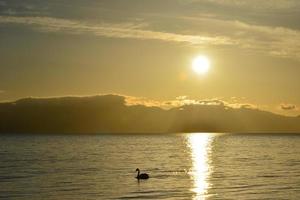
[1,133,300,199]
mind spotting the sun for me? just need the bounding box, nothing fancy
[192,55,210,75]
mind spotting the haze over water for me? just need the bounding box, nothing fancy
[1,133,300,199]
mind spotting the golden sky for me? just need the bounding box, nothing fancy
[0,0,299,116]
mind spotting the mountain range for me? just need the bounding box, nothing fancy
[1,94,299,134]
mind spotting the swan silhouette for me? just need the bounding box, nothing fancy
[135,168,149,179]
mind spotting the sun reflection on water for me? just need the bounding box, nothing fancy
[187,133,213,200]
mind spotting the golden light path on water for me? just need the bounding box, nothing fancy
[187,133,213,200]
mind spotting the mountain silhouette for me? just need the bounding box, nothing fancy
[0,94,299,134]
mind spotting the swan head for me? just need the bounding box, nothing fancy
[136,168,140,172]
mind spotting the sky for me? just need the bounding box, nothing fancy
[0,0,300,116]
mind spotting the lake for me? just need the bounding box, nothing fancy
[1,133,300,199]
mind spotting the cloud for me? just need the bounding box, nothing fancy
[0,1,6,6]
[232,21,300,59]
[184,0,300,10]
[180,16,300,60]
[1,15,300,60]
[125,95,164,108]
[123,94,259,111]
[125,95,223,109]
[281,104,297,110]
[0,16,232,46]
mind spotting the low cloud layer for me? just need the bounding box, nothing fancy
[126,95,257,110]
[281,104,297,110]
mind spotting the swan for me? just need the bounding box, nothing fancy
[135,168,149,179]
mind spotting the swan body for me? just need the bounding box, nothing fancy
[135,168,149,179]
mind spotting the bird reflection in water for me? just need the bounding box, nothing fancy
[187,133,213,200]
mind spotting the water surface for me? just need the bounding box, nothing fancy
[1,133,300,199]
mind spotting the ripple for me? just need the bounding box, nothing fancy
[1,134,300,199]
